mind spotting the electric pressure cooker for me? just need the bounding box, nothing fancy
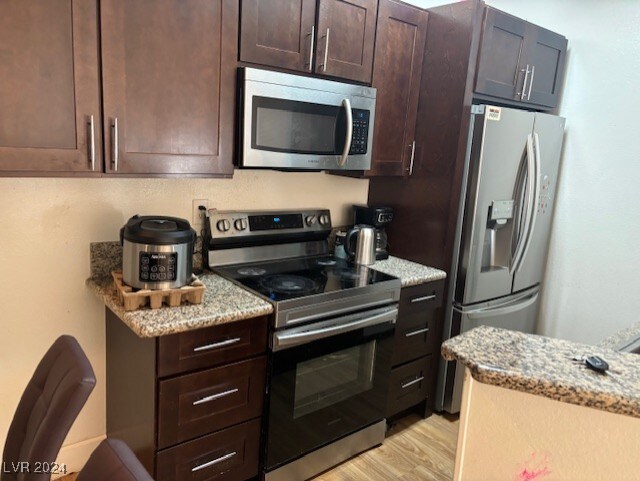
[120,215,196,290]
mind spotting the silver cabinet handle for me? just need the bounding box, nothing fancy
[87,115,95,171]
[338,98,352,166]
[408,141,416,176]
[401,376,424,389]
[111,117,119,171]
[519,64,531,100]
[320,28,330,72]
[307,26,315,71]
[527,65,535,100]
[405,327,429,337]
[192,451,236,473]
[411,294,437,303]
[192,387,239,406]
[193,337,241,353]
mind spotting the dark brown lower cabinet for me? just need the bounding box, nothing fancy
[386,280,445,419]
[106,309,268,480]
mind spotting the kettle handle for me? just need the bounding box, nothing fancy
[344,227,359,259]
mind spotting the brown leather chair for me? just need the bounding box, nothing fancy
[77,439,153,481]
[1,335,96,481]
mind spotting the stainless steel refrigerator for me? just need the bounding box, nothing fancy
[435,104,565,413]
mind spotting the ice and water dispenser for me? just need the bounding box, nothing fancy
[481,200,514,272]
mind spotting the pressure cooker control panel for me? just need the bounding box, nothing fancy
[139,252,177,282]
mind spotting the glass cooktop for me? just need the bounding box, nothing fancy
[214,256,399,302]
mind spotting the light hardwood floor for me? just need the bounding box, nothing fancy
[59,414,458,481]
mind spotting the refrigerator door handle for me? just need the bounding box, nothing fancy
[515,132,542,273]
[455,291,539,319]
[510,134,536,273]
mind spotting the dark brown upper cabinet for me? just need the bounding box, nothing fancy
[0,0,102,175]
[475,7,566,109]
[240,0,317,73]
[240,0,377,84]
[367,0,428,177]
[101,0,238,176]
[315,0,378,83]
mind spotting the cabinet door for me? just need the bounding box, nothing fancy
[315,0,378,83]
[475,8,528,102]
[368,0,428,176]
[101,0,237,176]
[240,0,317,73]
[523,25,567,108]
[0,0,101,174]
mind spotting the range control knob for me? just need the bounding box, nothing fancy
[234,218,248,231]
[216,219,231,232]
[319,214,330,226]
[305,215,317,226]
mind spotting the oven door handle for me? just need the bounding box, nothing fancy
[272,306,397,351]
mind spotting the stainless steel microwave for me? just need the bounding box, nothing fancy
[239,68,376,171]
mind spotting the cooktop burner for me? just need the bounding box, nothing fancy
[214,255,398,302]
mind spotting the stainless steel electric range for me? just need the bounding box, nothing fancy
[204,209,401,481]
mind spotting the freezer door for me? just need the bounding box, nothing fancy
[442,286,540,413]
[458,106,535,304]
[513,113,565,292]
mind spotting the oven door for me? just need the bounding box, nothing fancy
[265,305,396,471]
[241,73,374,171]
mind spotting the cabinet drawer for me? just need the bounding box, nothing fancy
[393,281,444,365]
[158,316,268,377]
[156,418,260,481]
[386,355,433,418]
[158,356,266,449]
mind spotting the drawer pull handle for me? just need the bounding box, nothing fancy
[405,327,430,337]
[401,376,424,389]
[193,337,241,352]
[192,451,237,472]
[411,294,437,304]
[193,388,239,406]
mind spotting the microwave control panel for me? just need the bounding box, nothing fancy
[349,109,370,155]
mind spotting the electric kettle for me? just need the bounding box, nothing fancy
[344,225,377,265]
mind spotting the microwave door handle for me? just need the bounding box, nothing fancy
[338,98,353,166]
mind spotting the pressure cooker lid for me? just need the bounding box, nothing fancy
[121,215,196,245]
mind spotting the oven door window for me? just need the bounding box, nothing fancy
[266,322,393,471]
[252,96,346,155]
[294,341,376,419]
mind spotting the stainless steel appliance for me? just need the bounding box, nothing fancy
[120,215,196,289]
[353,205,394,260]
[204,209,401,481]
[344,225,377,265]
[436,105,565,413]
[239,68,376,171]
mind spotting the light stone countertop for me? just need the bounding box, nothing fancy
[442,325,640,419]
[599,321,640,351]
[370,256,446,287]
[86,274,274,338]
[87,242,446,338]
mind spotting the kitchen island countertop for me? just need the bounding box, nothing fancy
[442,325,640,418]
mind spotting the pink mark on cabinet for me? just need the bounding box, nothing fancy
[515,452,551,481]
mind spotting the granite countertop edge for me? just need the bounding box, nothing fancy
[442,326,640,419]
[370,256,447,287]
[86,275,274,338]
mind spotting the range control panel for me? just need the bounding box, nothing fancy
[139,252,177,282]
[348,109,370,155]
[207,209,332,239]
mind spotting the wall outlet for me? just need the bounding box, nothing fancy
[192,199,209,232]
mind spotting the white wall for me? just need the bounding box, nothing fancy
[0,171,368,468]
[407,0,640,345]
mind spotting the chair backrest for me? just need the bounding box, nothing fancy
[1,335,96,481]
[77,439,154,481]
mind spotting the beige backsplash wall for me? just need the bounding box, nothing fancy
[0,170,368,466]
